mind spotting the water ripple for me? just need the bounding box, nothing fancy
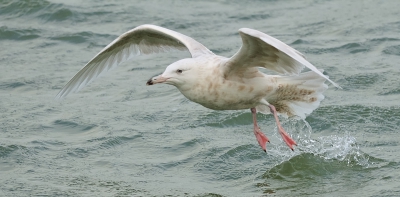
[0,81,26,89]
[52,119,97,132]
[309,105,400,132]
[0,26,40,40]
[342,73,382,90]
[38,6,83,22]
[383,45,400,56]
[304,37,400,55]
[202,111,252,128]
[259,153,395,195]
[50,31,112,44]
[0,145,19,157]
[0,0,85,22]
[306,42,369,54]
[229,13,270,21]
[0,0,52,18]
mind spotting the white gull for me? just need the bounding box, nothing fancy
[56,24,341,152]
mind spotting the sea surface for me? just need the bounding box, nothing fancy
[1,0,400,196]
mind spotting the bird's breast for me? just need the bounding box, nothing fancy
[179,77,268,110]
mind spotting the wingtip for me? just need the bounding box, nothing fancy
[54,92,64,100]
[331,81,343,90]
[324,76,342,90]
[55,88,70,100]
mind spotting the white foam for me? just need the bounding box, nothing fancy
[268,119,371,167]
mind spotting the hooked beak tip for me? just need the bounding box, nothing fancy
[146,79,153,86]
[146,74,168,86]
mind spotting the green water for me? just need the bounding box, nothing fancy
[1,0,400,196]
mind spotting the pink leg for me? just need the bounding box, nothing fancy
[251,108,270,152]
[269,105,297,151]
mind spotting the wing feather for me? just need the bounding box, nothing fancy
[225,28,341,88]
[56,24,213,98]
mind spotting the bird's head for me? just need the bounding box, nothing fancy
[146,58,200,89]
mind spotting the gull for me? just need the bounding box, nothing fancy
[56,24,340,152]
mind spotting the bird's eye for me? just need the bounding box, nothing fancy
[177,69,183,74]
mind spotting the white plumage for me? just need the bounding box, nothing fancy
[57,24,340,152]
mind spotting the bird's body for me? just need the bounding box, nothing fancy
[172,56,270,111]
[152,55,327,119]
[57,24,340,152]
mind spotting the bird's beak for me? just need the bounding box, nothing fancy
[146,74,169,85]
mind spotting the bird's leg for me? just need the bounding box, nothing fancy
[268,104,297,151]
[251,107,270,152]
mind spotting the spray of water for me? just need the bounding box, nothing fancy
[267,118,371,167]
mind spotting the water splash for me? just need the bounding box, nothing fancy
[267,118,371,168]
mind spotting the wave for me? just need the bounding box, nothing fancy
[89,134,143,150]
[0,0,84,22]
[0,144,19,157]
[310,105,400,133]
[297,37,400,55]
[258,152,395,195]
[383,45,400,56]
[0,81,26,89]
[50,31,113,44]
[188,104,400,175]
[193,110,391,177]
[0,26,40,40]
[379,88,400,95]
[305,42,369,54]
[341,73,381,90]
[202,111,253,128]
[229,13,270,21]
[0,0,52,17]
[253,118,395,195]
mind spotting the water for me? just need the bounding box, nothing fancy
[1,0,400,196]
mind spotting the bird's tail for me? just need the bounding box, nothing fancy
[256,70,328,119]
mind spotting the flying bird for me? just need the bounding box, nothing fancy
[56,24,340,152]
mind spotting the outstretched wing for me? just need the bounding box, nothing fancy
[56,24,214,98]
[224,28,341,88]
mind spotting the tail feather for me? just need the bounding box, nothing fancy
[257,70,328,119]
